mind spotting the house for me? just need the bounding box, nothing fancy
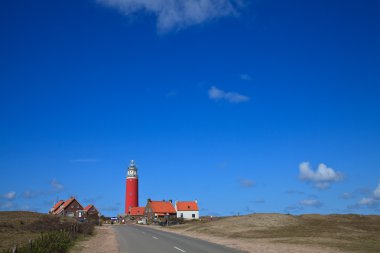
[84,204,99,221]
[49,200,65,214]
[128,207,145,220]
[144,199,176,223]
[175,200,199,220]
[54,197,84,218]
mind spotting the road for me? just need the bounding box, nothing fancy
[113,224,245,253]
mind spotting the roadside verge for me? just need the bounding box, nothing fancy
[70,225,118,253]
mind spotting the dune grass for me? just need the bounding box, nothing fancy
[0,211,94,252]
[167,214,380,253]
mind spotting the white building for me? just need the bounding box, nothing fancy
[175,200,199,220]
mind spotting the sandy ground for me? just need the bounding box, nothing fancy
[149,225,345,253]
[70,225,118,253]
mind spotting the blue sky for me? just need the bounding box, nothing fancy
[1,0,380,217]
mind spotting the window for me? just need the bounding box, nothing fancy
[192,214,195,218]
[180,213,183,218]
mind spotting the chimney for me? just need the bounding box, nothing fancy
[147,198,151,202]
[195,200,197,203]
[169,200,172,203]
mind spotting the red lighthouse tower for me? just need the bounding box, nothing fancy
[125,160,139,214]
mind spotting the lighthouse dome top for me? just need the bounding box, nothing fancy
[127,160,138,178]
[129,160,137,168]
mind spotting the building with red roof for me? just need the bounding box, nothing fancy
[84,204,99,221]
[51,197,84,218]
[129,206,145,219]
[144,199,176,223]
[49,197,101,223]
[175,200,199,220]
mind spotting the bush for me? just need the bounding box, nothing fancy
[78,222,94,236]
[31,231,72,253]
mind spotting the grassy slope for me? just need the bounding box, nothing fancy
[168,214,380,253]
[0,211,77,251]
[0,211,46,251]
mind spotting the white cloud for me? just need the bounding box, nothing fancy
[23,191,42,199]
[252,199,265,204]
[299,199,322,207]
[51,179,64,191]
[374,181,380,199]
[70,159,97,163]
[83,196,102,205]
[285,189,305,195]
[357,181,380,208]
[359,197,375,206]
[97,0,243,33]
[239,179,254,188]
[209,86,250,103]
[341,188,371,200]
[240,74,252,81]
[299,162,343,189]
[2,191,16,200]
[341,192,353,200]
[285,198,322,213]
[315,182,331,189]
[284,204,303,213]
[0,201,14,210]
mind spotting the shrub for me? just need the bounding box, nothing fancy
[1,231,72,253]
[78,222,94,236]
[1,216,95,253]
[30,231,72,253]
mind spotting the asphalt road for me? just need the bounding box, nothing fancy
[113,224,245,253]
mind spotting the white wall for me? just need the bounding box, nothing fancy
[177,210,199,220]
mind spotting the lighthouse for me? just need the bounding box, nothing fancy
[125,160,139,214]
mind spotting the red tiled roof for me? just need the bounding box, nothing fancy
[61,197,76,209]
[84,204,99,213]
[176,201,199,211]
[58,196,83,211]
[149,201,176,214]
[84,204,93,211]
[52,200,64,213]
[129,207,145,216]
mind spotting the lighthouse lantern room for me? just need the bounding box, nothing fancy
[125,160,139,214]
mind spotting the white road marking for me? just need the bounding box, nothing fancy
[142,231,146,234]
[152,236,159,239]
[174,246,186,252]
